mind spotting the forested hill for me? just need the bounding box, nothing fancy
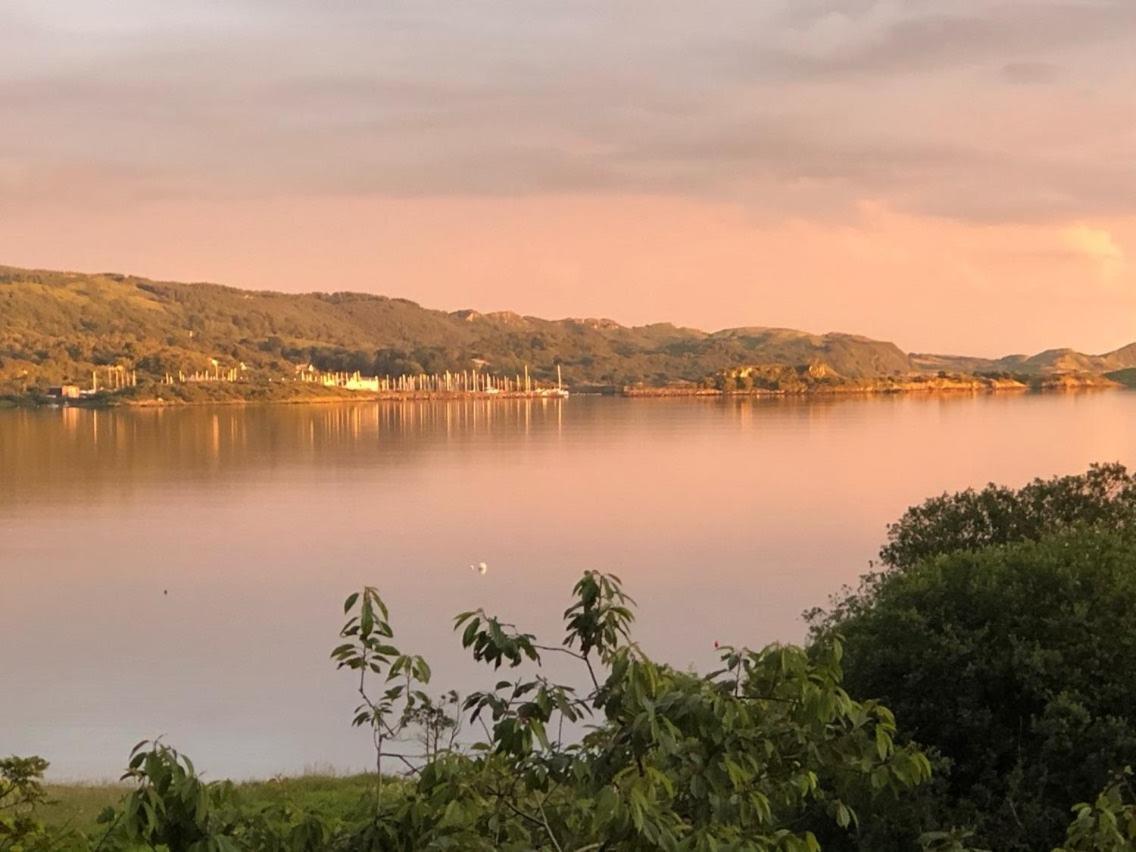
[0,264,911,386]
[1,264,1132,389]
[912,345,1136,376]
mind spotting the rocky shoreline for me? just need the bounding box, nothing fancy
[621,373,1119,398]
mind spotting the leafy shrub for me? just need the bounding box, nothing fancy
[43,571,928,851]
[1054,768,1136,851]
[1,756,53,851]
[324,571,935,850]
[878,462,1136,573]
[811,467,1136,850]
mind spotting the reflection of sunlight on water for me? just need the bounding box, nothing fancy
[1,392,1133,779]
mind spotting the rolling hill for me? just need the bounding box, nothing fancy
[0,264,1131,392]
[911,344,1136,376]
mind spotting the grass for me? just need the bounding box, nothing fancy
[41,783,128,835]
[42,774,384,836]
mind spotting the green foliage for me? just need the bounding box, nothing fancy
[336,570,933,850]
[1,755,56,851]
[331,587,441,780]
[0,755,95,851]
[1054,768,1136,851]
[91,740,352,852]
[562,570,636,660]
[878,462,1136,572]
[811,468,1136,850]
[109,741,245,851]
[18,570,933,850]
[40,776,377,841]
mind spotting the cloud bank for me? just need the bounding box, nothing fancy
[2,0,1133,221]
[0,1,1132,355]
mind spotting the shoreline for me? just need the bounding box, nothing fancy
[624,374,1121,398]
[2,376,1123,410]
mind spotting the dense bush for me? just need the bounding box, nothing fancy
[321,573,933,850]
[812,465,1136,850]
[877,462,1136,573]
[1,755,59,851]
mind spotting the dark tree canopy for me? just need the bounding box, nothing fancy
[878,462,1136,572]
[812,465,1136,851]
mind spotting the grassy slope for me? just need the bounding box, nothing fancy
[0,264,912,387]
[4,264,1132,391]
[42,775,383,836]
[912,343,1136,375]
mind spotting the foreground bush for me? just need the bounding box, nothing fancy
[812,465,1136,851]
[11,573,934,851]
[322,572,934,850]
[1,755,66,851]
[877,462,1136,574]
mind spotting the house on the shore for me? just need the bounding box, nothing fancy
[47,384,82,399]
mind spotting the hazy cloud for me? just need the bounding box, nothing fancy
[1000,61,1062,85]
[1,0,1134,222]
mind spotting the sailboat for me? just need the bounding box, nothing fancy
[542,364,569,398]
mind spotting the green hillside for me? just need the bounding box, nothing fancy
[1,264,1131,394]
[0,264,912,389]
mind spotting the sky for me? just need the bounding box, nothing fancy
[0,1,1133,357]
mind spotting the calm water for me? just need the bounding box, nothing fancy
[2,392,1134,779]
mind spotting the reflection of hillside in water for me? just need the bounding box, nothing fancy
[0,395,893,496]
[0,391,1105,511]
[0,400,577,508]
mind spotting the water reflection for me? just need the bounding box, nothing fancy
[0,400,575,506]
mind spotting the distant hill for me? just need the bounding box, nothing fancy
[911,343,1136,376]
[0,264,1131,390]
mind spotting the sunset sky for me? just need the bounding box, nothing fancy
[1,1,1133,357]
